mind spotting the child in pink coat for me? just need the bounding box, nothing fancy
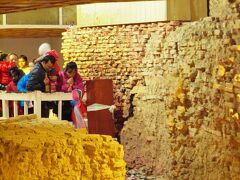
[57,61,84,92]
[56,61,84,121]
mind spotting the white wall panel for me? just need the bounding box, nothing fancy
[77,1,167,27]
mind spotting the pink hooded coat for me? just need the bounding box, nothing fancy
[57,70,84,93]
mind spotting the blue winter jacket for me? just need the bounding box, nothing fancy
[17,73,31,107]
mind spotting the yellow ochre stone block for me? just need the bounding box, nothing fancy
[0,115,126,180]
[217,65,225,77]
[234,73,240,82]
[228,57,235,63]
[237,45,240,51]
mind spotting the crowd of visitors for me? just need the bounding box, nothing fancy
[0,43,86,129]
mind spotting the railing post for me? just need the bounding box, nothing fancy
[58,100,62,120]
[13,100,18,117]
[0,91,72,119]
[34,91,42,118]
[24,101,28,115]
[2,100,9,118]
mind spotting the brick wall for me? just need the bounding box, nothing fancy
[121,16,240,178]
[61,22,180,118]
[61,5,240,178]
[210,0,240,17]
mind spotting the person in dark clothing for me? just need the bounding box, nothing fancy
[7,66,24,92]
[26,55,56,117]
[6,66,24,117]
[0,53,7,61]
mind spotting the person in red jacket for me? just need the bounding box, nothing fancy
[6,53,18,63]
[0,53,17,116]
[0,61,16,88]
[0,52,17,88]
[6,67,24,92]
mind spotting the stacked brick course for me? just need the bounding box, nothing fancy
[210,0,240,18]
[61,22,180,117]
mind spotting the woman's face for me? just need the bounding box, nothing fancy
[18,58,27,68]
[66,68,76,78]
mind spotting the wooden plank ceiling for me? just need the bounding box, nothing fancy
[0,28,66,38]
[0,0,141,14]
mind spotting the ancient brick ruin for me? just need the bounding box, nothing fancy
[52,0,240,178]
[61,22,180,118]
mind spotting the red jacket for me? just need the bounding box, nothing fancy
[0,61,16,85]
[71,99,87,129]
[6,81,17,92]
[6,80,23,117]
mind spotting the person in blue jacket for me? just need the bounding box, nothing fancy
[17,61,34,113]
[17,73,31,93]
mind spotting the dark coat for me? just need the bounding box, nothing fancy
[26,63,46,92]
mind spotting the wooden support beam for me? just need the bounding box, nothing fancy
[167,0,208,21]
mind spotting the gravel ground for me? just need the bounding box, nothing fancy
[126,169,165,180]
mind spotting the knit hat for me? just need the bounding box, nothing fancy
[45,49,59,60]
[38,43,51,56]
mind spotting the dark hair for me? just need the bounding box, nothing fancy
[65,61,77,72]
[41,55,56,64]
[9,66,24,77]
[0,53,7,61]
[19,55,28,62]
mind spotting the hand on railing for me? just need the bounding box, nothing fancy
[44,74,50,85]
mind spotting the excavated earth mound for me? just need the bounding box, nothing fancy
[0,114,126,179]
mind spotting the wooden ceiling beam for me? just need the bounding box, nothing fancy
[0,28,65,38]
